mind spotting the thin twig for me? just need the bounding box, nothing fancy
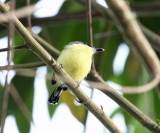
[130,2,160,17]
[86,0,96,74]
[10,83,34,125]
[1,1,160,132]
[0,44,28,52]
[84,75,160,94]
[95,26,160,53]
[0,1,15,132]
[0,77,10,133]
[15,69,52,79]
[3,68,52,80]
[0,61,45,70]
[0,2,122,132]
[0,4,36,23]
[84,1,97,133]
[95,31,121,39]
[120,75,160,94]
[87,72,160,132]
[86,0,93,46]
[28,29,60,58]
[26,0,31,28]
[0,2,160,26]
[140,24,160,53]
[104,0,160,93]
[1,10,160,53]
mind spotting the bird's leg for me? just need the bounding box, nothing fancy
[75,98,82,103]
[51,72,57,85]
[74,82,82,103]
[60,64,63,68]
[76,81,80,88]
[75,98,87,105]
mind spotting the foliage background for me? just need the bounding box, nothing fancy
[0,0,160,133]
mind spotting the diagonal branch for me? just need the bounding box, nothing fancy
[75,0,160,92]
[10,83,34,125]
[0,4,36,23]
[120,75,160,94]
[0,1,160,132]
[87,72,160,132]
[0,77,10,133]
[0,1,122,132]
[28,29,60,58]
[0,1,15,131]
[1,8,160,54]
[141,24,160,53]
[104,0,160,92]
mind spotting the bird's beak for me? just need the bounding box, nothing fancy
[95,48,105,53]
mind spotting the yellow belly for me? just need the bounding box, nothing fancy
[57,49,92,82]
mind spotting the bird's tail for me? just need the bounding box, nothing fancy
[48,86,63,104]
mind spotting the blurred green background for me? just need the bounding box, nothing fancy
[0,0,160,133]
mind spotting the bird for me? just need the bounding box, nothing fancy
[48,41,104,104]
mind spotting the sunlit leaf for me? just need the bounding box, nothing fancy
[60,91,87,124]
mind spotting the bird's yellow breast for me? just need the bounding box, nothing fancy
[57,44,92,82]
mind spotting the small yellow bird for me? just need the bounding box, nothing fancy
[48,41,104,104]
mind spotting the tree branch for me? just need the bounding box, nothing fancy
[130,2,160,17]
[0,1,160,132]
[0,1,15,130]
[0,4,36,23]
[95,31,121,39]
[1,8,160,54]
[120,75,160,94]
[140,24,160,53]
[86,75,160,94]
[104,0,160,92]
[86,0,96,73]
[0,61,45,70]
[87,71,160,132]
[86,0,93,46]
[0,44,28,52]
[10,83,34,125]
[0,77,10,132]
[26,0,31,28]
[28,29,60,58]
[0,1,122,132]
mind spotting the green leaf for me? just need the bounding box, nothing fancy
[46,70,87,124]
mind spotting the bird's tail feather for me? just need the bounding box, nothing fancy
[48,86,63,104]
